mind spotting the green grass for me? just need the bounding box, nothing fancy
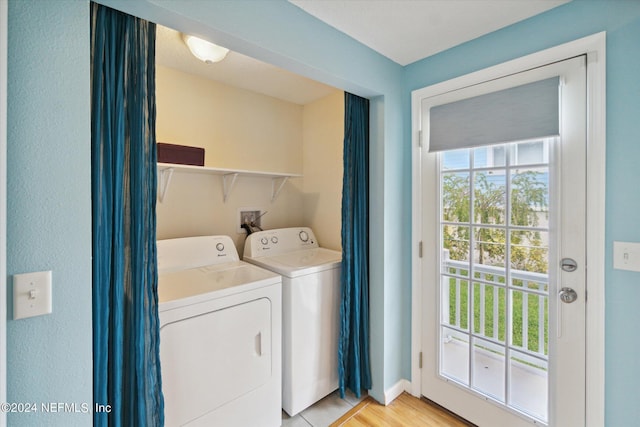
[447,278,548,355]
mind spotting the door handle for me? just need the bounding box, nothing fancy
[559,287,578,304]
[255,332,262,356]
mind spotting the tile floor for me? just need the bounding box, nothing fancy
[281,389,366,427]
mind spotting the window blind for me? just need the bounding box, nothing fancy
[429,77,559,152]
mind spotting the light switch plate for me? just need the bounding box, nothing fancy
[613,241,640,272]
[13,270,52,319]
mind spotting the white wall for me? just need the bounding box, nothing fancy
[156,171,305,255]
[302,91,344,251]
[155,65,343,255]
[156,65,303,173]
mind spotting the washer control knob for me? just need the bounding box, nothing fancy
[260,237,269,245]
[271,237,279,244]
[299,230,309,242]
[216,242,225,252]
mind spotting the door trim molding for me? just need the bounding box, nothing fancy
[410,32,606,427]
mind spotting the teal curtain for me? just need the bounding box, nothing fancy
[91,3,164,426]
[339,92,371,398]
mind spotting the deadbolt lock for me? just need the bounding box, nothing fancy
[561,258,578,272]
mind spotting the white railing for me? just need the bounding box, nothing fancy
[442,254,549,359]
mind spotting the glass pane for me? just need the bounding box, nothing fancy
[442,276,469,331]
[442,172,470,223]
[441,275,454,326]
[510,168,549,227]
[441,326,469,385]
[442,149,470,170]
[474,171,506,225]
[473,268,506,286]
[474,227,506,269]
[472,282,506,343]
[472,338,505,402]
[509,350,548,422]
[443,225,470,265]
[510,230,548,275]
[443,258,469,278]
[474,145,506,168]
[510,289,523,349]
[510,140,548,166]
[510,289,548,354]
[527,293,548,356]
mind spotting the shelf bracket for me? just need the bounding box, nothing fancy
[222,173,239,203]
[158,167,174,203]
[271,176,290,202]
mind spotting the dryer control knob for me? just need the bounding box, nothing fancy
[299,231,309,242]
[271,237,279,244]
[216,242,225,252]
[261,237,269,245]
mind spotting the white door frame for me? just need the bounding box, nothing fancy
[410,32,606,426]
[1,1,8,426]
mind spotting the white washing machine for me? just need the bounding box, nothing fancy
[157,235,282,427]
[243,227,341,416]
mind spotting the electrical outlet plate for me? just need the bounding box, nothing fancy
[613,241,640,272]
[237,207,263,233]
[13,270,53,319]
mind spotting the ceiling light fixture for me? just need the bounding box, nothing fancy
[181,34,229,64]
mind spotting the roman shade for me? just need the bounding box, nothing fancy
[429,77,560,152]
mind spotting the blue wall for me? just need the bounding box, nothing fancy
[6,0,410,420]
[7,1,92,425]
[405,0,640,425]
[7,0,639,425]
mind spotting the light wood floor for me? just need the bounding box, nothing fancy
[330,393,474,427]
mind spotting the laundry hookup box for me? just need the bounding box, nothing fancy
[157,142,205,166]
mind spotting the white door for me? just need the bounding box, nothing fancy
[419,56,586,427]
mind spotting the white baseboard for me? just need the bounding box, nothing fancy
[383,379,411,405]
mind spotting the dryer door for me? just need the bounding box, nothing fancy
[161,297,272,426]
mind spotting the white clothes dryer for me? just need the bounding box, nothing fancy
[243,227,341,416]
[157,235,281,427]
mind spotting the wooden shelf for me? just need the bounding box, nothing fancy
[157,163,302,203]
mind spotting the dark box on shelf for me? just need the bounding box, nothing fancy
[157,142,205,166]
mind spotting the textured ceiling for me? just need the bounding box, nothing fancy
[156,1,570,104]
[289,0,570,66]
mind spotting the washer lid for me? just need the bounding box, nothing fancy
[245,248,341,278]
[158,261,281,311]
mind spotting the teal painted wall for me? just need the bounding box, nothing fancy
[6,0,411,417]
[10,0,638,424]
[7,0,92,426]
[404,0,640,424]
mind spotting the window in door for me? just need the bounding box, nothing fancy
[439,138,551,422]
